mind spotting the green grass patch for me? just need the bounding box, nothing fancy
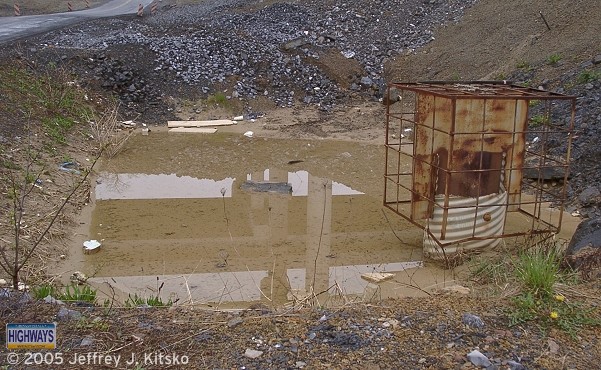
[515,246,560,297]
[206,92,229,107]
[517,61,532,71]
[59,283,97,303]
[125,293,173,307]
[547,53,562,65]
[0,63,94,144]
[32,284,58,299]
[508,245,601,337]
[529,114,548,127]
[576,70,601,84]
[510,291,600,338]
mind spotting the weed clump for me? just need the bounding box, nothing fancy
[509,244,600,337]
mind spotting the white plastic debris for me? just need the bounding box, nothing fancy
[83,240,101,254]
[233,115,244,121]
[342,50,355,59]
[532,136,540,144]
[244,349,263,359]
[243,131,254,138]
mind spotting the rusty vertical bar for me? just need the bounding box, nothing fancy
[556,98,576,232]
[383,85,391,207]
[471,100,487,238]
[410,91,418,217]
[440,97,456,240]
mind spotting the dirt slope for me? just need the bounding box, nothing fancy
[388,0,601,83]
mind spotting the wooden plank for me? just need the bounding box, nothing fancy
[168,120,234,128]
[168,128,218,134]
[361,272,395,283]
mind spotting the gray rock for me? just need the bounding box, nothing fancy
[467,350,492,368]
[80,336,95,347]
[0,288,10,298]
[506,360,527,370]
[565,217,601,269]
[462,313,485,329]
[43,295,65,305]
[593,54,601,64]
[227,317,243,328]
[243,348,263,359]
[522,165,567,181]
[283,37,308,50]
[578,186,601,206]
[57,307,82,321]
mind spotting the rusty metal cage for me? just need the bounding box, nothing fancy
[383,81,576,258]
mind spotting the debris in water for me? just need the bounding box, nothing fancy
[361,272,395,283]
[240,181,292,194]
[83,240,101,254]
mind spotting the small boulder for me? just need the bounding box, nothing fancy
[578,186,601,206]
[564,217,601,276]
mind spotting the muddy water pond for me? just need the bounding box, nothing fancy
[57,130,578,309]
[57,131,458,308]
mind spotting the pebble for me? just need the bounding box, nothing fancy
[227,317,244,328]
[467,349,492,368]
[462,313,485,329]
[244,348,263,359]
[57,307,82,321]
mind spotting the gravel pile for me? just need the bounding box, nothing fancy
[41,0,476,111]
[517,55,601,218]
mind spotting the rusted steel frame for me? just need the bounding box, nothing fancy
[383,86,392,209]
[516,208,560,232]
[384,203,427,230]
[521,181,566,200]
[440,97,456,240]
[468,101,489,238]
[435,229,554,248]
[557,99,577,231]
[531,100,554,224]
[422,225,554,249]
[392,82,576,100]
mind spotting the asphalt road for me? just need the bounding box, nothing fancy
[0,0,155,44]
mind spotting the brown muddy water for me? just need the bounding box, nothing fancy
[54,130,579,309]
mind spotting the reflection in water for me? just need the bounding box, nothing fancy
[86,169,422,307]
[96,173,236,199]
[95,170,363,200]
